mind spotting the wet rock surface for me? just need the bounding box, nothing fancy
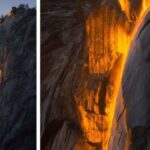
[0,7,36,149]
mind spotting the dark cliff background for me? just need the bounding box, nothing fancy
[0,6,36,150]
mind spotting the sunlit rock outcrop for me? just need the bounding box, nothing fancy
[0,6,36,149]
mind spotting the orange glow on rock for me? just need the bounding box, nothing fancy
[143,0,150,13]
[7,11,14,17]
[79,1,150,150]
[75,7,128,150]
[119,0,130,19]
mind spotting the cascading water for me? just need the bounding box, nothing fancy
[83,1,150,150]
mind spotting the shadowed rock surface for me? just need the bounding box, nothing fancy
[41,0,150,150]
[0,7,36,149]
[122,11,150,150]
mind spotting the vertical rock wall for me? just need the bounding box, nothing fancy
[109,10,150,150]
[0,8,36,149]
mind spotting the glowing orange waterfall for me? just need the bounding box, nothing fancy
[85,6,131,150]
[79,1,150,150]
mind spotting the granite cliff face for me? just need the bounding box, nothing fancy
[0,7,36,149]
[109,10,150,150]
[41,0,150,150]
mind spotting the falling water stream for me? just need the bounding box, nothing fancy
[82,1,150,150]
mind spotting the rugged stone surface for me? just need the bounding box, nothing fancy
[123,11,150,128]
[0,7,36,149]
[41,0,150,150]
[123,11,150,150]
[109,10,150,150]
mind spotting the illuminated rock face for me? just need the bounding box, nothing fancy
[109,10,150,150]
[0,8,36,149]
[41,0,149,150]
[75,5,131,150]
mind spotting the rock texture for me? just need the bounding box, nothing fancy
[109,10,150,150]
[0,7,36,149]
[41,0,150,150]
[123,11,150,150]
